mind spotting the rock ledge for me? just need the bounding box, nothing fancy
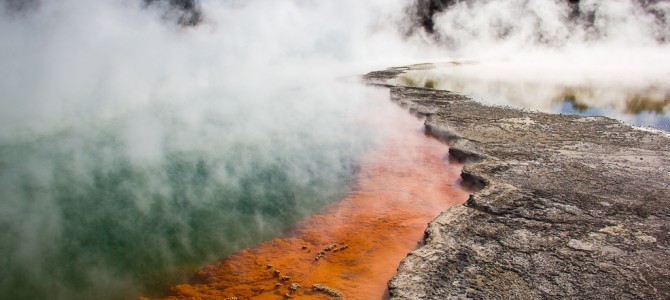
[365,65,670,299]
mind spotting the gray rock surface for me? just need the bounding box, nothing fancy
[365,65,670,299]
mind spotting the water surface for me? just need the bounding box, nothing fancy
[0,81,379,299]
[397,63,670,132]
[159,88,469,300]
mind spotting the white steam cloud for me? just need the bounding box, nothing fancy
[430,0,670,55]
[0,1,429,299]
[402,0,670,130]
[1,0,669,299]
[0,0,431,134]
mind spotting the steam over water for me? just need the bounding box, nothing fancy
[402,0,670,131]
[0,1,418,299]
[1,0,669,299]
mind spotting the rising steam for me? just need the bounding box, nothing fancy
[0,1,421,299]
[1,0,669,299]
[402,0,670,130]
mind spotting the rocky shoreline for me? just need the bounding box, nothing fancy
[365,65,670,299]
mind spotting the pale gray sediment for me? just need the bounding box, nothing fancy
[365,65,670,299]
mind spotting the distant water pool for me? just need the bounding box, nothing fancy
[396,63,670,132]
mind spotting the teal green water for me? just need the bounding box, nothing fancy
[0,87,374,299]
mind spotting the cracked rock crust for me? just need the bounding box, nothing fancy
[365,65,670,299]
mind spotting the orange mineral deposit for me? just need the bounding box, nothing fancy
[160,92,470,300]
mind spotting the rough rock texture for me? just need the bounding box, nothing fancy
[365,66,670,299]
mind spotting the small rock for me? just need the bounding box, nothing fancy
[312,284,343,299]
[567,239,594,251]
[636,235,657,243]
[288,282,301,292]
